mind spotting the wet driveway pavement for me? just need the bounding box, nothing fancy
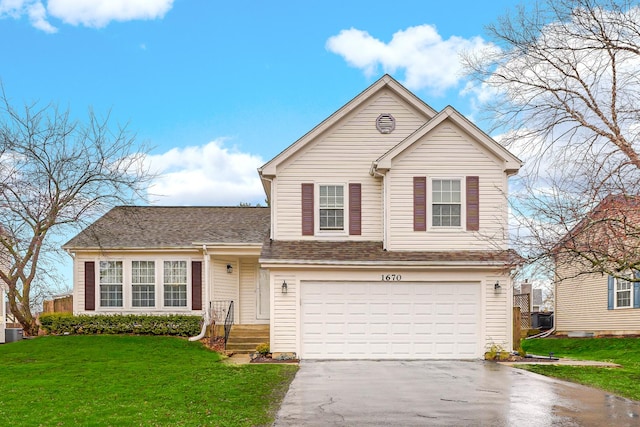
[274,360,640,426]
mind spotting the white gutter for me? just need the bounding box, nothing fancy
[189,244,210,342]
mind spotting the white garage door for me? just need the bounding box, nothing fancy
[301,282,480,359]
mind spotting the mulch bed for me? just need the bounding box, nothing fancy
[250,355,299,364]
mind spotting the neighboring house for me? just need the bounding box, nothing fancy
[64,75,522,359]
[1,284,6,343]
[555,195,640,336]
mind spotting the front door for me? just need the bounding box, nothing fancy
[257,268,270,320]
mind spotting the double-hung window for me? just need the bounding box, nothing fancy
[164,261,187,307]
[432,179,461,227]
[132,261,155,307]
[99,261,123,307]
[615,277,632,308]
[319,185,344,231]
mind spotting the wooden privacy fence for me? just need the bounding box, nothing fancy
[43,295,73,314]
[513,293,531,329]
[513,307,521,351]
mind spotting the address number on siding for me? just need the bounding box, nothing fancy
[381,274,402,281]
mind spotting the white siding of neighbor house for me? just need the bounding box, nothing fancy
[273,90,429,240]
[72,250,204,316]
[0,285,5,343]
[387,121,508,252]
[556,260,640,334]
[268,268,512,358]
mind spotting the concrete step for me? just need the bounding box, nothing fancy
[225,324,270,353]
[226,342,267,353]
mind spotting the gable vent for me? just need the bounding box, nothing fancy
[376,113,396,134]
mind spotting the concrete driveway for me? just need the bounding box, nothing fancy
[274,360,640,427]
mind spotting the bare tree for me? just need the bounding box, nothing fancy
[463,0,640,278]
[0,90,152,335]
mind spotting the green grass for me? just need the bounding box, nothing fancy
[521,337,640,401]
[0,335,298,426]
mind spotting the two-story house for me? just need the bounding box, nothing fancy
[64,75,522,359]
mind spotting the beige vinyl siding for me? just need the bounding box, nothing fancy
[556,260,640,334]
[274,91,429,240]
[239,258,261,324]
[72,250,203,316]
[484,277,510,348]
[268,267,512,357]
[212,259,239,323]
[388,121,508,251]
[271,274,297,352]
[74,258,87,314]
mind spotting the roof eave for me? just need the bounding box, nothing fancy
[258,259,517,268]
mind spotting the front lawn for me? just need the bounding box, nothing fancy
[0,335,298,426]
[522,337,640,401]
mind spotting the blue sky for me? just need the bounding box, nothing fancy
[1,0,520,208]
[1,0,528,291]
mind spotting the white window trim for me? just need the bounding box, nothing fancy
[94,256,192,312]
[163,260,189,308]
[131,260,157,309]
[315,182,349,236]
[98,260,124,308]
[427,176,466,232]
[614,277,633,309]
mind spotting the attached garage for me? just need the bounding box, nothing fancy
[301,281,481,359]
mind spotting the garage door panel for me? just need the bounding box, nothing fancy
[301,282,480,359]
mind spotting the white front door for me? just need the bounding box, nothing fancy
[257,268,270,320]
[301,282,481,359]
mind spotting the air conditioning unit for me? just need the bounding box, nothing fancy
[5,328,23,343]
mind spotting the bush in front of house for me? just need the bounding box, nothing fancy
[39,313,202,337]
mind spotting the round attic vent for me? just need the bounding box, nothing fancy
[376,113,396,134]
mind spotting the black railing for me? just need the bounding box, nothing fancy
[210,300,234,348]
[223,301,234,347]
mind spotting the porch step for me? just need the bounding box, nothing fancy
[225,325,270,354]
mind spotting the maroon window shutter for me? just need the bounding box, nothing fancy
[349,183,362,235]
[466,176,480,231]
[84,261,95,311]
[191,261,202,310]
[301,183,314,236]
[414,177,426,231]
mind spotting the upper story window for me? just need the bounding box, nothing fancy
[99,261,123,307]
[164,260,187,307]
[615,277,632,308]
[432,179,461,227]
[319,185,344,231]
[132,261,155,307]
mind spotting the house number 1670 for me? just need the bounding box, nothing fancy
[381,274,402,281]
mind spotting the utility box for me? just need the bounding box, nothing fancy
[5,328,23,343]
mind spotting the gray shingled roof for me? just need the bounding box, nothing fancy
[63,206,270,249]
[261,240,522,266]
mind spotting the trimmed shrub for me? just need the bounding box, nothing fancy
[255,342,270,355]
[39,313,201,337]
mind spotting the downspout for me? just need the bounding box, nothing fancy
[370,161,387,249]
[189,244,210,342]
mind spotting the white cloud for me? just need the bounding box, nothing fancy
[48,0,173,28]
[27,1,56,33]
[144,139,266,206]
[0,0,173,32]
[326,25,497,96]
